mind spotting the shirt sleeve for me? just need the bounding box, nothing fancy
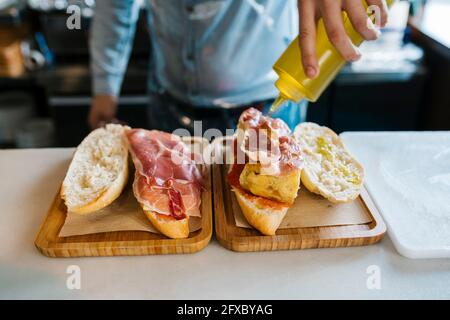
[90,0,141,97]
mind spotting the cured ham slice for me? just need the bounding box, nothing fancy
[127,129,202,220]
[133,174,201,219]
[234,108,303,176]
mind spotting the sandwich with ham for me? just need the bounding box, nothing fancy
[228,108,303,236]
[126,129,203,239]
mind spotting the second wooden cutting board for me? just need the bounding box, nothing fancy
[214,164,386,252]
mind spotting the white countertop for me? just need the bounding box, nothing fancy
[0,145,449,300]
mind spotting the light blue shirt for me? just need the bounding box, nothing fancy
[90,0,299,108]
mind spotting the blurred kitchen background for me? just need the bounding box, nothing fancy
[0,0,448,148]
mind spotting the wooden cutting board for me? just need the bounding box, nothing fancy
[35,137,212,257]
[214,164,386,252]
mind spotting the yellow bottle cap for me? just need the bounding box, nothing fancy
[275,76,306,103]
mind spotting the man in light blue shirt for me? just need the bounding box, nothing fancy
[89,0,388,132]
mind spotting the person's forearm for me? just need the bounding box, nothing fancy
[90,0,141,97]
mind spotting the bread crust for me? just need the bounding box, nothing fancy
[142,208,190,239]
[233,188,289,236]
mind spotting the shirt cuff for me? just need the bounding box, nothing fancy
[92,74,123,97]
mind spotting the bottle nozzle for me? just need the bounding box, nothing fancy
[270,95,288,113]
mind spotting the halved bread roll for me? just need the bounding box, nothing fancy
[61,124,130,214]
[294,123,364,203]
[233,187,289,236]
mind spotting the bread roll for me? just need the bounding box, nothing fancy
[61,124,129,214]
[232,188,289,236]
[294,123,364,203]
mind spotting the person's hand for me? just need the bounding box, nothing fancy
[88,95,119,129]
[298,0,389,79]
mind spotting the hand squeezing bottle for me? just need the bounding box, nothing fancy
[271,0,396,112]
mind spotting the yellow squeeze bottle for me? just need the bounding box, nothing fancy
[271,0,396,111]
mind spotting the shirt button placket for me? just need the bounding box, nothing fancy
[185,1,198,97]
